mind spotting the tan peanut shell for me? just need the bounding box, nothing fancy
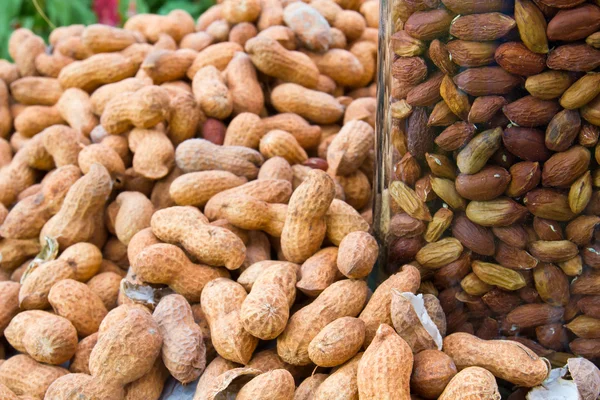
[308,316,365,367]
[317,49,365,87]
[261,113,321,150]
[125,10,195,43]
[132,243,229,302]
[438,367,501,400]
[314,353,362,400]
[192,65,233,120]
[142,49,197,84]
[224,112,265,149]
[187,42,244,78]
[258,157,293,183]
[101,86,170,135]
[128,128,175,180]
[247,348,310,379]
[82,24,142,53]
[245,36,320,88]
[40,163,112,250]
[210,194,287,236]
[0,238,40,271]
[45,372,125,400]
[344,97,376,128]
[325,198,370,245]
[283,2,331,52]
[0,382,18,400]
[241,231,272,270]
[238,260,282,291]
[357,324,413,400]
[151,206,246,270]
[349,40,377,88]
[327,120,374,176]
[96,260,126,278]
[89,306,163,385]
[19,242,102,309]
[168,91,203,146]
[296,247,340,297]
[64,242,104,282]
[55,36,92,60]
[86,271,122,310]
[359,264,421,346]
[194,366,260,400]
[411,349,457,399]
[126,227,161,262]
[191,356,239,400]
[257,0,283,30]
[240,262,298,339]
[0,60,19,84]
[176,138,264,179]
[260,129,309,165]
[295,374,328,400]
[0,281,20,336]
[224,51,264,115]
[5,310,78,365]
[0,81,12,138]
[0,354,68,399]
[59,53,138,92]
[48,24,84,46]
[56,88,98,136]
[13,105,65,138]
[277,279,368,366]
[238,369,295,400]
[391,291,442,353]
[443,333,550,387]
[337,230,378,279]
[10,77,64,106]
[24,132,55,171]
[204,179,292,220]
[90,78,149,115]
[111,191,154,245]
[170,171,247,207]
[0,202,7,224]
[123,356,170,400]
[8,29,45,77]
[48,279,108,337]
[271,83,344,124]
[180,31,213,51]
[201,278,258,364]
[42,126,86,167]
[78,143,125,180]
[153,294,206,383]
[69,332,98,374]
[281,169,335,263]
[0,165,81,239]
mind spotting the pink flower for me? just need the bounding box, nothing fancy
[94,0,120,26]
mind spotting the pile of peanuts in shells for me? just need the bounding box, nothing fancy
[0,0,598,399]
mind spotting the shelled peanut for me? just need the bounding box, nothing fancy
[383,0,600,386]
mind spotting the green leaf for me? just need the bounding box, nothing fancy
[156,1,202,16]
[146,0,165,12]
[132,0,151,15]
[21,15,35,30]
[118,0,132,24]
[0,0,23,26]
[70,1,98,25]
[0,0,24,59]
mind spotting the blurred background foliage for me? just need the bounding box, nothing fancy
[0,0,216,60]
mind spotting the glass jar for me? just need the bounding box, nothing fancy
[374,0,600,370]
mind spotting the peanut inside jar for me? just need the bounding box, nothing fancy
[377,0,600,381]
